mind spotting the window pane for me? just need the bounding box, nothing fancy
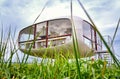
[83,21,91,39]
[48,19,72,47]
[84,38,92,48]
[20,26,34,41]
[36,22,47,39]
[48,19,72,37]
[97,34,102,50]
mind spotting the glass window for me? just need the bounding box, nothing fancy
[19,26,34,49]
[83,21,92,48]
[48,19,72,37]
[96,34,102,50]
[83,21,91,39]
[19,19,72,49]
[20,26,34,42]
[36,22,47,39]
[84,38,92,48]
[48,19,72,47]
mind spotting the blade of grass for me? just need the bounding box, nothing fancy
[33,0,50,24]
[70,0,81,78]
[0,26,4,62]
[1,27,11,66]
[111,18,120,45]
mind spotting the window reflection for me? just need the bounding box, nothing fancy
[83,21,91,39]
[83,21,92,48]
[48,19,72,47]
[83,20,102,50]
[48,19,72,37]
[19,19,72,49]
[36,22,47,39]
[20,26,34,41]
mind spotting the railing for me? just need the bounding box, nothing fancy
[95,35,114,65]
[83,35,102,50]
[102,35,114,52]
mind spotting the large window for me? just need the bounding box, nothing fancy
[48,19,72,37]
[83,21,92,39]
[82,20,102,50]
[83,21,93,48]
[19,18,72,49]
[36,22,47,39]
[46,19,72,47]
[19,26,34,42]
[19,26,34,49]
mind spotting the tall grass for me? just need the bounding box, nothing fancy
[0,26,120,79]
[111,18,120,45]
[70,0,81,78]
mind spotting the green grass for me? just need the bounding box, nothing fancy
[0,25,120,79]
[0,57,120,79]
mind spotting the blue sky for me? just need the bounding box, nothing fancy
[0,0,120,61]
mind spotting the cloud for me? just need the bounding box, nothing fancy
[0,0,5,5]
[0,0,48,25]
[80,0,120,32]
[1,0,119,42]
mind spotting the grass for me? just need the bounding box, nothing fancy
[0,0,120,79]
[0,23,120,79]
[0,56,120,78]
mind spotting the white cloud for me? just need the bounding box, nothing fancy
[0,0,119,38]
[80,0,120,31]
[0,0,5,5]
[113,0,120,8]
[0,0,119,37]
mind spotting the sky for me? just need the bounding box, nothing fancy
[0,0,120,61]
